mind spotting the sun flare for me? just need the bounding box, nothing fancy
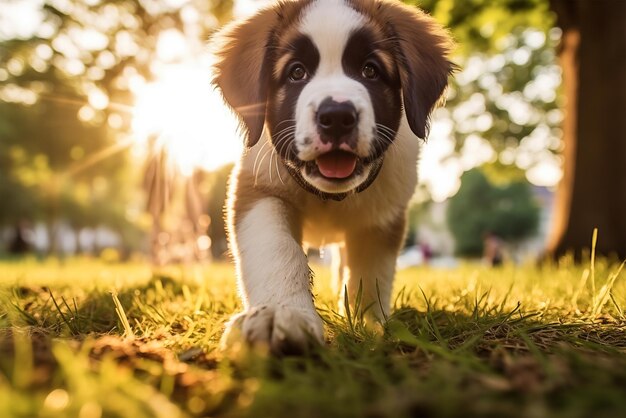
[131,58,243,175]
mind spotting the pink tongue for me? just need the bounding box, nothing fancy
[315,151,358,179]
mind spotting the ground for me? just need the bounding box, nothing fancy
[0,256,625,418]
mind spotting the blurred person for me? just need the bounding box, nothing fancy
[420,241,433,265]
[483,231,503,267]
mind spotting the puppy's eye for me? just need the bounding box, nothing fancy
[362,63,378,80]
[288,64,308,82]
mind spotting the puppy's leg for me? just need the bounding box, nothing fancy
[343,215,407,322]
[222,197,323,355]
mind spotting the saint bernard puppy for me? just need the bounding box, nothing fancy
[213,0,454,354]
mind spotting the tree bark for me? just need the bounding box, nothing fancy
[547,0,626,260]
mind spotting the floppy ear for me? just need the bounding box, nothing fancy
[380,2,455,139]
[211,7,279,147]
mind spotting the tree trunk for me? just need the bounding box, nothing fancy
[546,0,626,260]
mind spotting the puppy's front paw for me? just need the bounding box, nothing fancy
[221,305,324,355]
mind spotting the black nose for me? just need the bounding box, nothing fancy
[316,98,358,140]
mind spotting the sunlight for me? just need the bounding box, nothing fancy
[132,57,243,176]
[418,119,463,202]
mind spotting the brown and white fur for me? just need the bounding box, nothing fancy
[212,0,453,354]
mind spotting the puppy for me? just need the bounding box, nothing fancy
[213,0,453,354]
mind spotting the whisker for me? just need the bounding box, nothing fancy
[278,134,294,160]
[272,131,296,152]
[376,128,396,138]
[277,131,296,142]
[272,126,297,138]
[253,141,270,175]
[375,123,397,136]
[376,129,394,141]
[274,119,297,130]
[254,147,272,185]
[268,150,274,183]
[275,149,285,185]
[272,127,296,141]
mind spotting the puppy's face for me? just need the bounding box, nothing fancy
[214,0,454,196]
[266,1,402,194]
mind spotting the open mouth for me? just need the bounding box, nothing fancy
[290,150,384,198]
[314,150,359,179]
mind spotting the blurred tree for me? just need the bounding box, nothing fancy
[416,0,626,258]
[447,170,492,256]
[0,0,233,254]
[0,111,41,227]
[415,0,558,158]
[447,168,539,256]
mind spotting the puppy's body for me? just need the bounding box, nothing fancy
[214,0,453,353]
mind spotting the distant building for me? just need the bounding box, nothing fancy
[414,200,455,257]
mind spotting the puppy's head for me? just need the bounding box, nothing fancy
[213,0,454,196]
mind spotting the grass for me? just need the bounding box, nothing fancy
[0,255,625,418]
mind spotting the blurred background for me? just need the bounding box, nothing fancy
[0,0,624,265]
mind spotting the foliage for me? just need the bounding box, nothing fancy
[415,0,553,54]
[0,0,232,251]
[0,0,564,252]
[447,168,539,256]
[0,259,625,417]
[411,0,563,192]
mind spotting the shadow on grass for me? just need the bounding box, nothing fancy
[1,276,626,418]
[240,305,626,418]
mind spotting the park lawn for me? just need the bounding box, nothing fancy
[0,256,625,418]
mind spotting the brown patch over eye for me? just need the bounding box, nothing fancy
[274,53,294,79]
